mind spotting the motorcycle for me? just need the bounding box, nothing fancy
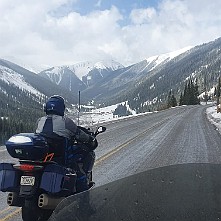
[0,126,106,221]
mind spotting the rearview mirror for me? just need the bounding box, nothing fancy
[95,126,106,136]
[98,126,106,133]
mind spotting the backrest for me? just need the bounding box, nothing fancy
[40,133,68,165]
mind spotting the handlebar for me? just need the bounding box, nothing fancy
[77,126,106,137]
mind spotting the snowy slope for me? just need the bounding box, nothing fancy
[40,65,87,93]
[69,101,138,126]
[81,47,194,102]
[0,58,78,103]
[68,60,124,80]
[41,60,124,82]
[145,46,193,71]
[0,65,42,95]
[39,60,124,94]
[44,66,67,85]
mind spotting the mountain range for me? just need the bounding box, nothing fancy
[38,60,124,95]
[1,37,221,114]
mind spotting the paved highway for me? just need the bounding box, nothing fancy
[1,105,221,220]
[93,105,221,186]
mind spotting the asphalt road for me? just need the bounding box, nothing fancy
[1,105,221,220]
[93,104,221,186]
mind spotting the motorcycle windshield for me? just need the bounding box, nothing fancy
[49,163,221,221]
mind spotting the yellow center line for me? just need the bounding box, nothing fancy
[0,117,172,221]
[0,208,21,221]
[95,119,168,166]
[95,139,133,166]
[0,207,12,216]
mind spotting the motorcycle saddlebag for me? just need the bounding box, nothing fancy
[0,163,20,192]
[40,164,77,195]
[5,133,49,160]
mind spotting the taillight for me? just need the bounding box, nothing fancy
[13,164,43,171]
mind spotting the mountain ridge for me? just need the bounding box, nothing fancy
[2,38,220,145]
[1,37,221,112]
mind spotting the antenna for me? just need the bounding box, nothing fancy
[78,91,81,126]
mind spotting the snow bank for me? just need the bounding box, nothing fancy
[206,105,221,133]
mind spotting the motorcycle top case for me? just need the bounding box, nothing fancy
[5,133,49,160]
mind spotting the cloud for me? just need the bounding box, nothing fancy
[124,0,221,63]
[130,7,157,24]
[0,0,221,71]
[95,0,102,8]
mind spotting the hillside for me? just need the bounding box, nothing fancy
[0,60,78,144]
[127,37,221,111]
[81,38,221,111]
[39,60,124,95]
[81,47,194,104]
[1,37,221,143]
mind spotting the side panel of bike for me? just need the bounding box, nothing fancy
[0,163,76,196]
[40,164,77,195]
[0,163,20,192]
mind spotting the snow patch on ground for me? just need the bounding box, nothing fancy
[72,101,146,126]
[206,104,221,133]
[79,102,220,130]
[199,87,215,99]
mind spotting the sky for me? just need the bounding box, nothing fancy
[0,0,221,72]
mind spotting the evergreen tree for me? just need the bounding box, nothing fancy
[113,104,131,117]
[183,83,188,104]
[167,90,177,108]
[179,93,183,106]
[193,79,200,104]
[214,87,217,97]
[188,79,194,105]
[167,90,172,108]
[0,82,45,144]
[217,77,221,105]
[171,95,177,107]
[180,78,200,105]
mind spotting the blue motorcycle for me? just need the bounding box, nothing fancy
[0,126,106,221]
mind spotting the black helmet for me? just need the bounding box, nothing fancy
[44,95,65,116]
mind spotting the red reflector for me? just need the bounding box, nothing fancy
[14,164,35,171]
[20,164,35,171]
[13,164,43,171]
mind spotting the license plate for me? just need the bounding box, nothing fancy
[20,176,35,186]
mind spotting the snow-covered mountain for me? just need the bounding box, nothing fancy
[0,65,43,96]
[81,46,193,103]
[39,66,86,94]
[82,37,221,108]
[82,60,124,87]
[2,37,221,115]
[71,60,124,80]
[39,48,193,100]
[0,59,78,104]
[39,60,124,93]
[145,46,193,71]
